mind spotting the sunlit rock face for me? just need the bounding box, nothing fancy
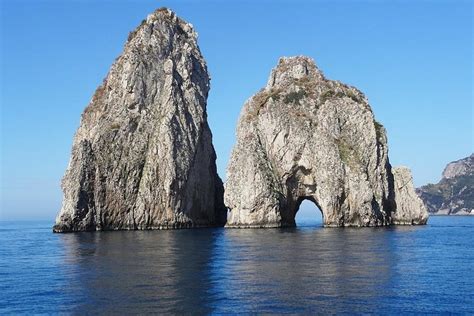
[224,56,428,228]
[392,167,429,224]
[54,8,226,232]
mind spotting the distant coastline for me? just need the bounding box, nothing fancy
[417,154,473,216]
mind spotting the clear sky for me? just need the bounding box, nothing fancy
[1,0,472,221]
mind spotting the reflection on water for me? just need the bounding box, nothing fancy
[211,228,397,314]
[1,217,473,313]
[60,229,221,314]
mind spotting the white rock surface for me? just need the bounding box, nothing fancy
[392,167,429,224]
[225,56,428,227]
[54,8,226,232]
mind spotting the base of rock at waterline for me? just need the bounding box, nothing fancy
[224,220,427,229]
[53,222,225,233]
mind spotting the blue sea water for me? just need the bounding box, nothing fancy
[0,216,473,314]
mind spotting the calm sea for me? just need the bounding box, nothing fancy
[1,216,473,314]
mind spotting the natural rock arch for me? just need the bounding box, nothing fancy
[287,197,323,227]
[224,56,428,228]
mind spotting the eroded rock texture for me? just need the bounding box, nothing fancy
[392,167,429,224]
[225,56,428,227]
[54,8,226,232]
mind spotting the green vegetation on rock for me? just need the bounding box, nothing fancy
[283,90,306,105]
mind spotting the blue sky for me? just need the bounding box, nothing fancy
[1,0,472,221]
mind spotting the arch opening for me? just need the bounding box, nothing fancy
[294,197,323,227]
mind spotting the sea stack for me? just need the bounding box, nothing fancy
[224,56,428,227]
[54,8,226,232]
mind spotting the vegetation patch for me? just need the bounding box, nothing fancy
[335,138,361,169]
[373,119,384,141]
[346,90,361,103]
[254,88,282,107]
[320,90,335,103]
[283,90,306,105]
[246,88,282,120]
[110,122,121,130]
[295,77,318,98]
[319,87,361,104]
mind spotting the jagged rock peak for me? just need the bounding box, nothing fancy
[53,8,226,232]
[266,56,325,88]
[225,55,427,228]
[127,8,198,43]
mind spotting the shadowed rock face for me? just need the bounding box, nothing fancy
[54,8,226,232]
[224,56,428,228]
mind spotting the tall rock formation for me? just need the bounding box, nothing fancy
[417,154,474,215]
[392,167,429,224]
[225,56,428,227]
[54,8,227,232]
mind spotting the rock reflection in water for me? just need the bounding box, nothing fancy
[212,228,397,314]
[58,227,405,314]
[3,217,472,313]
[59,229,220,314]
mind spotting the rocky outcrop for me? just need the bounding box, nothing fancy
[53,8,227,232]
[392,167,429,224]
[224,56,428,227]
[417,154,474,215]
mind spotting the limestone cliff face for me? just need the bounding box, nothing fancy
[417,154,474,215]
[54,8,226,232]
[224,56,427,227]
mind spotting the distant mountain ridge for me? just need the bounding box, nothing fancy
[416,154,474,215]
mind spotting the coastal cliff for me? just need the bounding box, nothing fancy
[417,154,473,215]
[54,8,226,232]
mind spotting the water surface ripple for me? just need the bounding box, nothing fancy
[1,217,473,314]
